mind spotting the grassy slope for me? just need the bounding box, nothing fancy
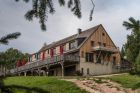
[4,76,88,93]
[107,74,140,89]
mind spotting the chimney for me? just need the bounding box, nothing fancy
[78,28,82,34]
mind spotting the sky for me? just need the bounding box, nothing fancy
[0,0,140,54]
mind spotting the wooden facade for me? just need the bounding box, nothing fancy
[10,24,125,76]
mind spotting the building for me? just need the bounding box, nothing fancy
[10,24,122,76]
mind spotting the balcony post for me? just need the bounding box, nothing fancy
[31,69,33,76]
[46,65,49,76]
[38,68,41,76]
[18,72,21,76]
[24,71,27,76]
[60,61,64,78]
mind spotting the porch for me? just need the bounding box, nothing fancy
[10,54,80,76]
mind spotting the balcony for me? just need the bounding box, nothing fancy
[92,46,119,53]
[10,54,79,73]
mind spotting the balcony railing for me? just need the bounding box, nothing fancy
[10,54,79,73]
[92,46,119,53]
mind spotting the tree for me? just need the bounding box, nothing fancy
[135,52,140,74]
[121,46,125,58]
[15,0,95,31]
[0,32,21,45]
[0,48,29,70]
[123,17,140,63]
[123,17,140,74]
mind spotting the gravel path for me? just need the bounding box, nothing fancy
[63,73,138,93]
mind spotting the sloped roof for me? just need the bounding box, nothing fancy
[38,24,100,52]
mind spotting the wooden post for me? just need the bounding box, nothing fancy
[24,72,27,76]
[60,61,64,78]
[18,73,21,76]
[46,65,49,76]
[38,68,40,76]
[31,70,33,76]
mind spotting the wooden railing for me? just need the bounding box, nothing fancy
[92,45,119,53]
[10,54,79,73]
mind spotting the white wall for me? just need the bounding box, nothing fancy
[80,58,120,76]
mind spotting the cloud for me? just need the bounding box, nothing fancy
[0,0,140,53]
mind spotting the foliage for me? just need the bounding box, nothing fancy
[4,76,88,93]
[135,52,140,74]
[0,32,21,45]
[123,17,140,73]
[108,74,140,89]
[15,0,95,31]
[121,46,125,58]
[0,48,29,69]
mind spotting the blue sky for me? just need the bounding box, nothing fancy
[0,0,140,54]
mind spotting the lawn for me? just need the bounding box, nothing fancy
[107,74,140,89]
[4,76,88,93]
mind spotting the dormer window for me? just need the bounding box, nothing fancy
[69,41,76,49]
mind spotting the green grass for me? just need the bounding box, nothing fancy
[4,76,88,93]
[107,74,140,89]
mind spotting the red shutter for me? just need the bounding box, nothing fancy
[42,51,45,60]
[60,46,64,55]
[22,60,26,65]
[16,60,22,67]
[50,49,54,57]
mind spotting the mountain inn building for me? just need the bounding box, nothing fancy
[10,24,129,76]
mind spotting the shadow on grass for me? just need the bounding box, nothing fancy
[132,82,140,90]
[0,76,49,93]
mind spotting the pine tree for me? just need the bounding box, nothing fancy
[121,46,125,58]
[0,32,21,45]
[15,0,95,31]
[123,17,140,63]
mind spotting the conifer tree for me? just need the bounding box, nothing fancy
[15,0,95,31]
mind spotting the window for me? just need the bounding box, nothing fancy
[98,42,101,46]
[91,41,95,47]
[107,56,110,62]
[60,46,64,54]
[86,53,93,62]
[63,45,66,52]
[96,55,101,63]
[38,53,40,59]
[87,68,89,75]
[113,57,116,65]
[53,48,56,55]
[35,53,39,60]
[102,33,105,36]
[81,51,84,58]
[28,57,31,62]
[81,68,84,75]
[103,43,106,47]
[69,41,76,49]
[48,50,49,54]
